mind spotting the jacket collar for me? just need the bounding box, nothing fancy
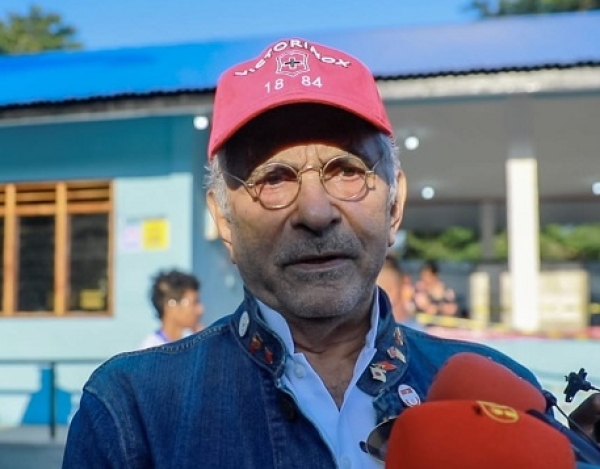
[231,287,409,379]
[230,289,288,377]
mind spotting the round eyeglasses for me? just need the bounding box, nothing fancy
[166,298,199,308]
[222,154,380,210]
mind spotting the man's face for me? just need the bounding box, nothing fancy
[166,289,203,329]
[420,268,436,284]
[208,109,404,321]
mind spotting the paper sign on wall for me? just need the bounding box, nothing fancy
[120,223,143,252]
[142,218,170,250]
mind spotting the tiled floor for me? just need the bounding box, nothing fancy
[0,426,66,469]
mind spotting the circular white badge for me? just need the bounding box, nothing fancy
[398,384,421,407]
[238,311,250,337]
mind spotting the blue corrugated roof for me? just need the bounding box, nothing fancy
[1,11,599,108]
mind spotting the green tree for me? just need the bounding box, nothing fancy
[405,227,481,261]
[0,4,82,54]
[406,223,600,262]
[469,0,600,17]
[543,224,600,260]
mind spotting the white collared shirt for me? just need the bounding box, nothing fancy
[259,297,382,469]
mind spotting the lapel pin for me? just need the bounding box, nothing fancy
[387,347,406,363]
[393,327,404,346]
[398,384,421,407]
[249,333,263,353]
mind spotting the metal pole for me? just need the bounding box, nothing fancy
[49,362,56,440]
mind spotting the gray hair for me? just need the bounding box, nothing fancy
[204,134,401,218]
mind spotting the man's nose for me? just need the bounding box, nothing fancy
[291,170,340,230]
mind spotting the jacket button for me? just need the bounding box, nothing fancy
[339,456,352,469]
[293,364,306,378]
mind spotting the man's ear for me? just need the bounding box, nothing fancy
[389,171,407,246]
[206,189,235,262]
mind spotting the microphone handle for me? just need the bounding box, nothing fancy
[527,410,600,465]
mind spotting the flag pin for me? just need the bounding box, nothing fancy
[249,333,263,353]
[393,327,404,346]
[387,347,406,363]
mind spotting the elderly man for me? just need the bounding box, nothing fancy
[62,38,598,469]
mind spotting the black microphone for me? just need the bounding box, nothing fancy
[564,368,600,403]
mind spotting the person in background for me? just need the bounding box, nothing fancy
[62,38,599,468]
[376,255,421,328]
[138,269,204,349]
[413,260,459,317]
[570,393,600,443]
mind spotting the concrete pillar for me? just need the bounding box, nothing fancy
[505,95,541,332]
[479,201,496,261]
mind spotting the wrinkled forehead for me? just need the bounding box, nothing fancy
[220,104,387,174]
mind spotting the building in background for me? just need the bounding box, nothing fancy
[0,11,599,428]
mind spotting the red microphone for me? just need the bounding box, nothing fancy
[384,352,579,468]
[384,399,576,468]
[426,352,547,412]
[423,352,600,465]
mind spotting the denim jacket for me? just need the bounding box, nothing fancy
[63,289,543,469]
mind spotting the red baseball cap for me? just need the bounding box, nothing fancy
[208,38,393,159]
[385,400,576,469]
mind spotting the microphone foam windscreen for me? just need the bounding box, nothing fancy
[385,400,576,469]
[426,352,547,413]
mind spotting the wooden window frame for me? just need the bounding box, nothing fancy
[0,181,113,317]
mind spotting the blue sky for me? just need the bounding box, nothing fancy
[0,0,476,50]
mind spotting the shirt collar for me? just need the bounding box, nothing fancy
[256,294,380,356]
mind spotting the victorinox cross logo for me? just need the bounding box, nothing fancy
[276,51,310,77]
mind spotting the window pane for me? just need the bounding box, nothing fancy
[18,216,55,312]
[69,214,109,312]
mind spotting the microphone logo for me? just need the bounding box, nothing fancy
[478,401,520,424]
